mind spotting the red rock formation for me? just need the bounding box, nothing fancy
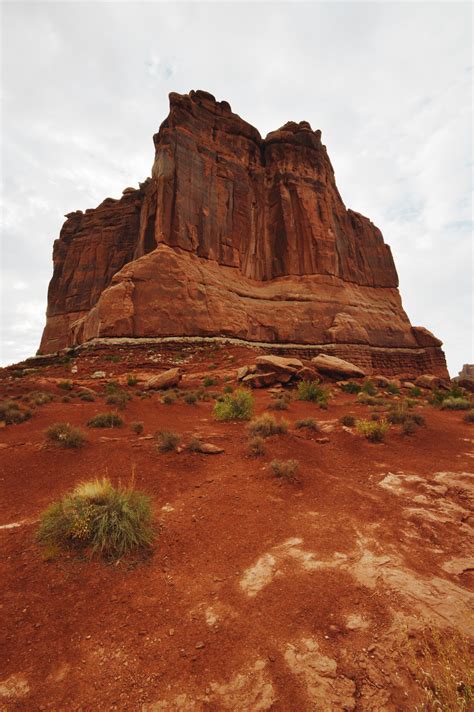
[39,90,448,376]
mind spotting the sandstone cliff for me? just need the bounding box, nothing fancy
[40,90,447,376]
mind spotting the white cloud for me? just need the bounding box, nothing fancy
[1,1,472,374]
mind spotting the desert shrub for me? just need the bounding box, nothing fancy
[104,354,121,362]
[247,413,288,438]
[441,397,471,411]
[410,386,422,397]
[463,410,474,423]
[46,422,86,448]
[156,430,180,452]
[340,382,362,394]
[386,382,400,395]
[78,392,95,402]
[87,412,123,428]
[209,363,218,370]
[0,400,32,424]
[37,478,154,559]
[361,379,377,395]
[62,396,72,403]
[162,392,177,405]
[11,369,26,378]
[25,391,53,406]
[223,385,233,394]
[356,418,390,443]
[58,380,73,391]
[186,436,203,452]
[247,435,266,457]
[357,393,385,407]
[407,627,473,711]
[184,392,198,405]
[203,377,217,388]
[268,397,289,411]
[270,459,299,482]
[105,391,131,410]
[131,422,144,435]
[127,375,138,386]
[340,414,355,427]
[297,380,328,406]
[401,418,417,436]
[295,418,319,431]
[214,389,254,421]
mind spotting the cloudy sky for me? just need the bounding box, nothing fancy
[1,1,472,375]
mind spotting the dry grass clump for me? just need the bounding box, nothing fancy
[357,393,385,406]
[270,459,299,482]
[247,435,266,457]
[156,430,181,452]
[87,412,123,428]
[127,375,138,386]
[441,397,471,411]
[162,391,177,405]
[356,418,390,443]
[0,400,32,425]
[203,376,217,387]
[184,392,198,405]
[105,391,131,410]
[131,422,144,435]
[78,392,95,402]
[25,391,54,406]
[295,418,319,431]
[407,626,473,711]
[361,379,377,395]
[186,436,203,452]
[37,477,154,560]
[247,413,288,438]
[268,394,290,411]
[296,380,328,406]
[214,389,254,421]
[386,382,400,395]
[340,414,356,427]
[340,381,362,394]
[46,423,86,449]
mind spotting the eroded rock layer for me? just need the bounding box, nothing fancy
[40,89,447,376]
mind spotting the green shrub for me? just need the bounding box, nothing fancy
[356,418,390,443]
[223,385,233,394]
[247,413,288,438]
[340,414,355,427]
[410,386,422,397]
[203,377,217,388]
[441,397,471,411]
[0,400,32,425]
[297,380,328,406]
[127,375,138,386]
[464,410,474,423]
[386,382,400,395]
[105,391,131,410]
[214,389,254,421]
[270,459,299,482]
[247,435,266,457]
[87,412,123,428]
[156,430,180,452]
[295,418,319,431]
[340,382,362,394]
[131,422,144,435]
[25,391,53,406]
[37,478,154,559]
[361,380,377,396]
[184,392,198,405]
[58,380,73,391]
[46,423,86,448]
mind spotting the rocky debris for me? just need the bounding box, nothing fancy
[242,372,278,388]
[38,89,448,378]
[145,368,181,390]
[415,374,449,390]
[255,356,303,383]
[312,354,365,380]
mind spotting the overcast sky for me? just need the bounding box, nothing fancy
[1,1,472,375]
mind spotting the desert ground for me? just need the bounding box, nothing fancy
[1,343,473,711]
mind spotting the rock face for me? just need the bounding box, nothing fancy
[40,89,448,377]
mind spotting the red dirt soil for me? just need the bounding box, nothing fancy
[1,344,473,711]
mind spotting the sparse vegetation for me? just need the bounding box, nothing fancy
[25,391,53,406]
[0,400,32,425]
[37,477,154,559]
[203,376,217,388]
[131,422,144,435]
[270,459,299,482]
[105,391,131,410]
[340,414,355,427]
[186,436,203,452]
[361,379,377,395]
[78,392,95,402]
[156,430,180,452]
[184,392,198,405]
[268,397,289,410]
[162,392,177,405]
[87,412,123,428]
[223,385,233,394]
[386,382,400,395]
[340,382,362,394]
[296,380,328,406]
[463,410,474,423]
[357,393,385,407]
[127,375,138,386]
[104,354,121,362]
[441,397,471,411]
[295,418,319,431]
[46,423,86,449]
[214,389,254,421]
[247,413,288,438]
[410,386,422,397]
[247,435,266,457]
[401,418,417,436]
[356,418,390,443]
[58,379,73,391]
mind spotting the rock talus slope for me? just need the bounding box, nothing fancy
[40,89,447,376]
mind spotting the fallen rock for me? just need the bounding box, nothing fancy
[243,372,278,388]
[197,443,225,455]
[415,374,445,390]
[255,355,303,383]
[312,354,365,380]
[296,366,318,381]
[145,367,181,390]
[373,375,389,388]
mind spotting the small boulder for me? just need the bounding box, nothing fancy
[296,366,319,382]
[91,371,106,379]
[415,374,444,390]
[243,371,278,388]
[145,367,181,390]
[373,375,389,388]
[197,443,225,455]
[312,354,365,380]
